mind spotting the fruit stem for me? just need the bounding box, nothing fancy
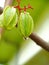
[14,0,33,13]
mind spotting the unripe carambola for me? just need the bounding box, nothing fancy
[3,6,18,30]
[18,12,34,37]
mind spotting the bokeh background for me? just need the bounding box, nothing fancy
[0,0,49,65]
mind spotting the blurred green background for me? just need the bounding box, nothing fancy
[0,0,49,65]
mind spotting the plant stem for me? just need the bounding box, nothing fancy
[29,33,49,52]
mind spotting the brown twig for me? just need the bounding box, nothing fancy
[29,33,49,52]
[0,7,3,14]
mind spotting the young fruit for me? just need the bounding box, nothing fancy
[3,6,18,30]
[18,12,34,38]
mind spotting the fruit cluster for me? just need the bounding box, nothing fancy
[0,5,34,38]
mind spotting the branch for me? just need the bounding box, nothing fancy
[0,0,13,14]
[0,7,3,14]
[29,33,49,52]
[4,0,13,7]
